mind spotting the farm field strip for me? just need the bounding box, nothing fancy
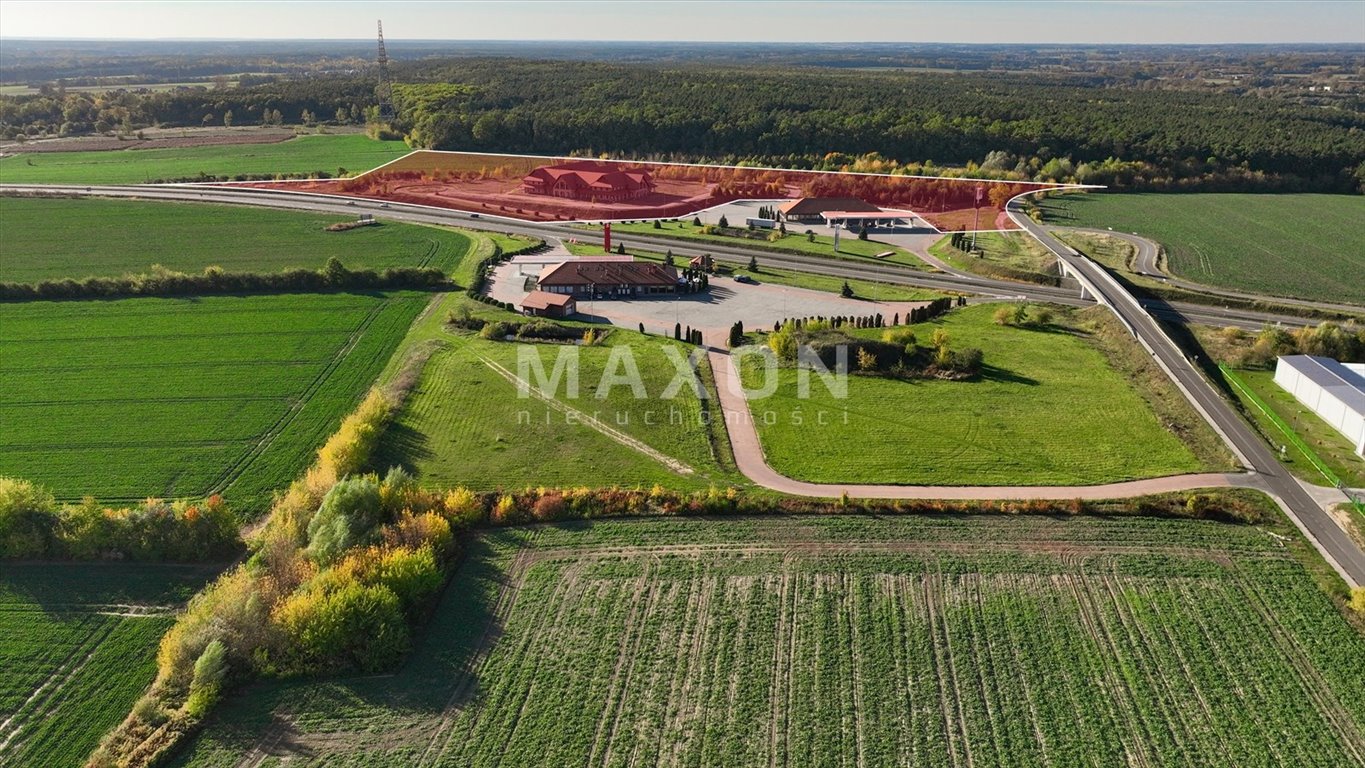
[0,196,475,282]
[168,516,1365,768]
[0,134,411,186]
[0,563,216,768]
[1040,193,1365,306]
[0,292,426,506]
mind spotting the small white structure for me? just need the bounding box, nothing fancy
[1274,355,1365,457]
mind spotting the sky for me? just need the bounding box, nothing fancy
[0,0,1362,44]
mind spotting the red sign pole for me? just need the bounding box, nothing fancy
[603,222,612,253]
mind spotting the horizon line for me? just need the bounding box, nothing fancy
[3,36,1364,47]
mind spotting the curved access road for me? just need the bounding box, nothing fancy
[707,348,1248,500]
[1008,197,1365,587]
[4,182,1358,583]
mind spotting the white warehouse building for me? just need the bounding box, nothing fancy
[1273,355,1365,458]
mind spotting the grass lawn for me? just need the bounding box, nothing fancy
[1225,367,1365,488]
[595,219,929,269]
[0,562,219,768]
[0,134,409,185]
[375,323,741,492]
[929,231,1060,284]
[1038,192,1365,305]
[739,303,1211,486]
[0,197,474,282]
[565,241,942,302]
[0,292,428,514]
[167,513,1365,767]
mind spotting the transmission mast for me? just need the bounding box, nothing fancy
[376,20,395,121]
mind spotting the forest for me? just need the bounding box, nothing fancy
[4,57,1364,193]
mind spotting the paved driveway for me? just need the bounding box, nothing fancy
[488,262,929,343]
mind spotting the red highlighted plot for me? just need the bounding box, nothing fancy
[233,151,1069,231]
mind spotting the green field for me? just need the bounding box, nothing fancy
[168,514,1365,767]
[377,326,741,492]
[0,197,474,283]
[0,134,409,185]
[1040,193,1365,305]
[596,219,928,268]
[0,563,218,768]
[740,304,1207,485]
[0,292,428,511]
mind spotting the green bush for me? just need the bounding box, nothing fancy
[0,476,58,558]
[184,640,229,718]
[307,476,383,564]
[274,581,410,674]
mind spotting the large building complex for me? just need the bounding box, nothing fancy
[521,161,656,202]
[1274,355,1365,457]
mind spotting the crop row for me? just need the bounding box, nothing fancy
[417,553,1365,767]
[0,293,427,508]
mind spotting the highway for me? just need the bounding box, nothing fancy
[0,183,1319,331]
[1009,199,1365,586]
[5,182,1360,583]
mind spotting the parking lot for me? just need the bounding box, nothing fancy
[488,258,929,344]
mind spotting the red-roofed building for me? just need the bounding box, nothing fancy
[538,260,679,298]
[520,290,577,318]
[522,161,655,202]
[778,197,880,223]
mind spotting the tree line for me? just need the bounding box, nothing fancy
[0,477,240,562]
[4,59,1364,193]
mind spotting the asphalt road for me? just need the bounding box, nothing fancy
[0,183,1319,332]
[3,181,1360,584]
[1010,200,1365,587]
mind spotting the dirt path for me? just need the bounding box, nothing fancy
[706,348,1252,501]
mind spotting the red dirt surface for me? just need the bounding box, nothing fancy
[230,150,1066,231]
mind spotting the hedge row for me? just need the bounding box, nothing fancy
[0,258,445,301]
[0,477,241,563]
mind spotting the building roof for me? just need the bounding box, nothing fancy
[819,210,911,220]
[537,260,680,288]
[520,290,576,310]
[779,197,881,216]
[1279,355,1365,415]
[523,161,653,192]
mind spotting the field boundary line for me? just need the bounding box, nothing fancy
[477,354,695,475]
[0,618,117,756]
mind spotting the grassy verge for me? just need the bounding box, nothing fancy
[0,133,410,185]
[587,219,930,269]
[1054,230,1365,323]
[928,231,1061,285]
[1220,365,1365,492]
[737,303,1211,486]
